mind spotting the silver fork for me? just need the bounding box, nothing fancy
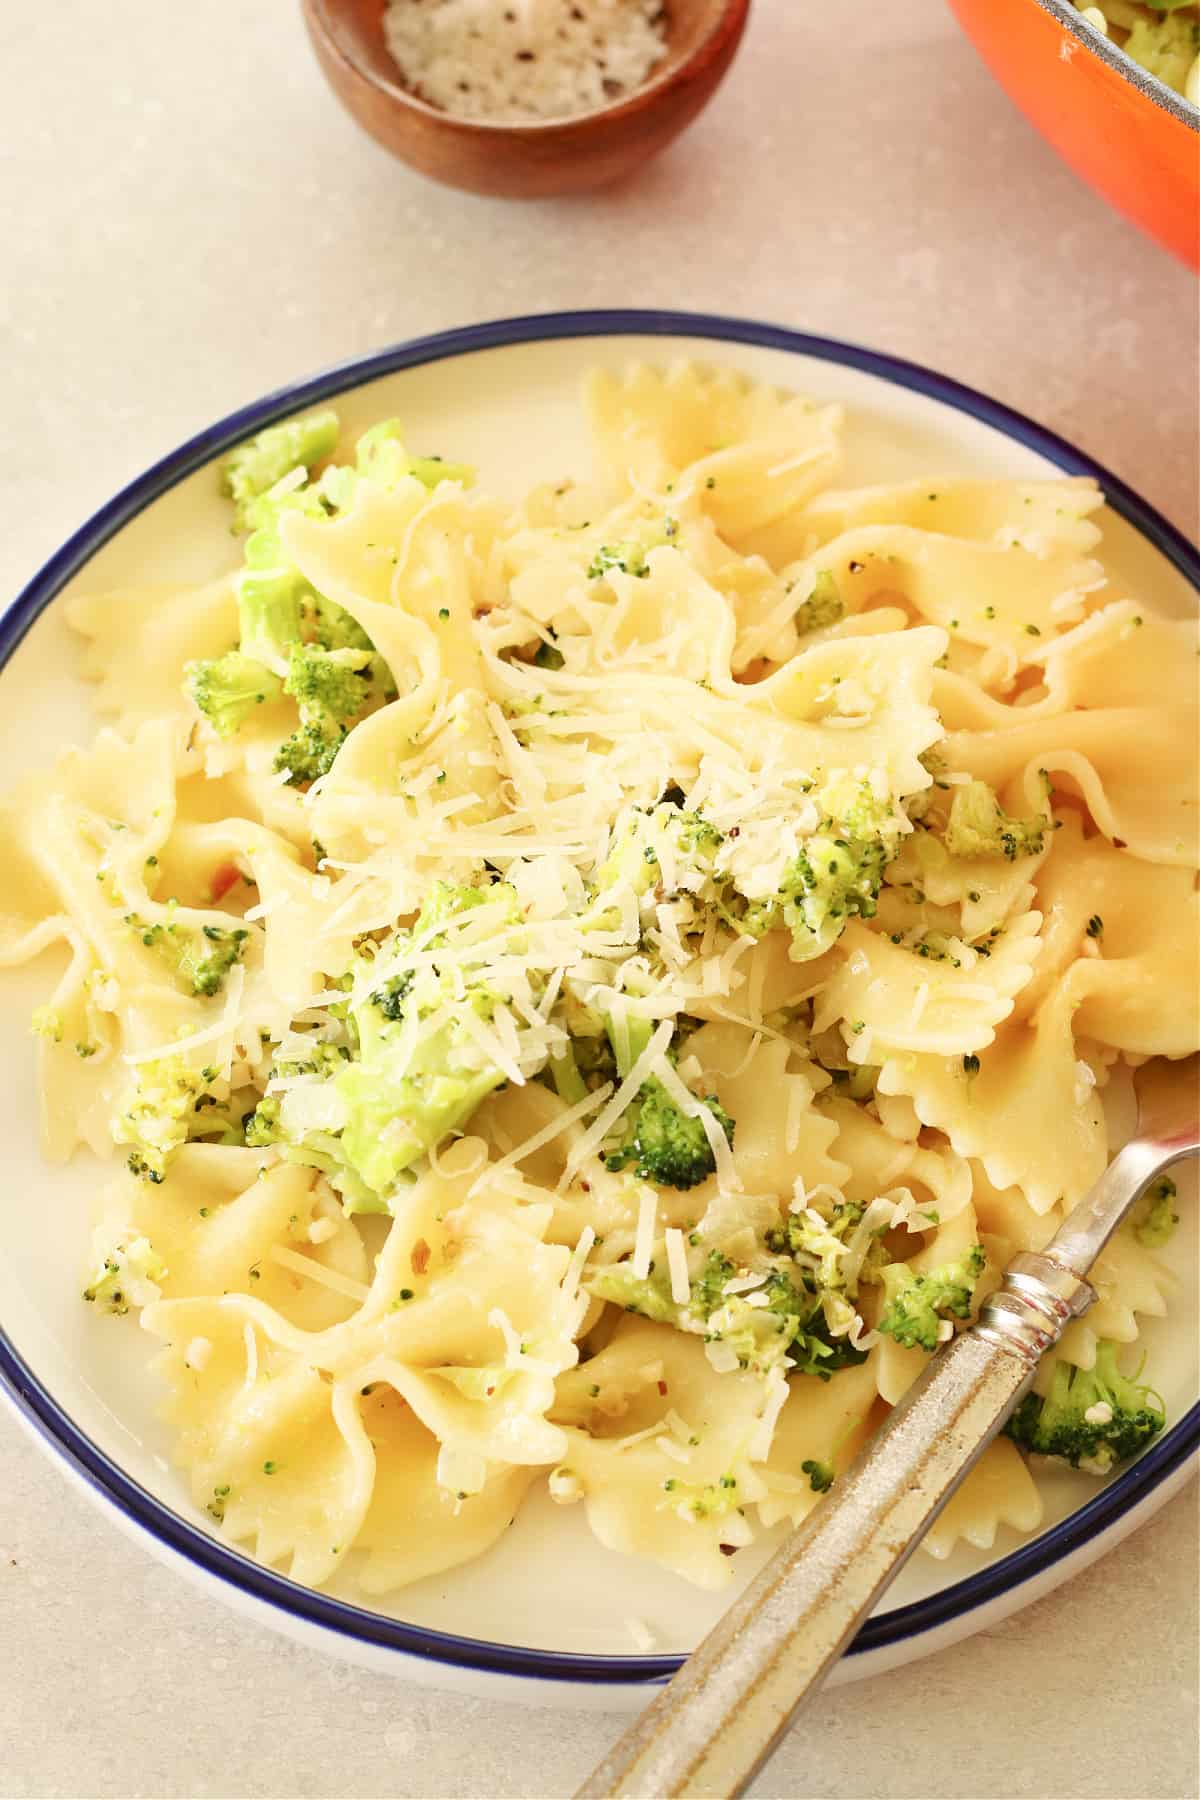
[578,1054,1199,1800]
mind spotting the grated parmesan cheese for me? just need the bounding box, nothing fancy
[383,0,669,125]
[632,1184,657,1280]
[664,1227,690,1304]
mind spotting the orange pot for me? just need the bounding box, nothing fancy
[948,0,1199,268]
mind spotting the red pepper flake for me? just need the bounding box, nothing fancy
[657,1380,669,1396]
[410,1237,431,1276]
[210,862,241,904]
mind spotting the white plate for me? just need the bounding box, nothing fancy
[1,311,1196,1710]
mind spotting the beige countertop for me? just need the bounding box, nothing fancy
[1,2,1197,1796]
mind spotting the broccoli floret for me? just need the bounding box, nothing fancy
[589,1249,866,1379]
[183,925,250,998]
[187,650,285,739]
[112,1058,210,1182]
[222,408,339,531]
[248,882,536,1210]
[283,641,372,720]
[273,643,372,786]
[582,803,723,942]
[1127,1176,1180,1249]
[237,491,322,668]
[125,913,248,999]
[743,795,896,960]
[587,542,650,580]
[335,882,530,1198]
[876,1245,986,1350]
[369,967,415,1022]
[943,779,1047,862]
[82,1233,167,1315]
[752,1267,870,1379]
[600,1014,734,1190]
[1123,12,1199,96]
[272,720,347,785]
[354,419,474,492]
[533,637,565,671]
[31,1006,64,1043]
[1006,1340,1166,1474]
[243,1038,380,1209]
[793,569,845,636]
[801,1458,835,1492]
[312,593,375,655]
[765,1199,891,1295]
[605,1082,735,1190]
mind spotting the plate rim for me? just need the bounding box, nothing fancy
[1,305,1197,1686]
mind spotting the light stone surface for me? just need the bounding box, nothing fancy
[1,1,1197,1796]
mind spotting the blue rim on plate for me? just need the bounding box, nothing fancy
[1,308,1197,1685]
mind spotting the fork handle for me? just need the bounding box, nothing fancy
[577,1255,1093,1800]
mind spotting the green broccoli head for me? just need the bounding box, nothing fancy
[283,642,372,720]
[237,494,322,667]
[1006,1340,1166,1474]
[793,569,845,636]
[353,419,474,492]
[801,1458,835,1492]
[128,913,248,1000]
[604,1079,734,1190]
[272,720,346,786]
[1123,11,1199,95]
[599,1012,734,1191]
[943,779,1047,862]
[221,408,339,532]
[312,592,375,655]
[743,809,893,960]
[587,542,650,581]
[187,650,285,738]
[589,1246,867,1380]
[334,881,527,1197]
[111,1058,211,1182]
[181,925,250,998]
[876,1245,986,1350]
[82,1234,168,1315]
[336,1024,505,1197]
[765,1199,891,1296]
[273,643,372,786]
[1127,1176,1179,1249]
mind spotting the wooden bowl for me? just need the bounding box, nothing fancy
[301,0,751,197]
[948,0,1199,269]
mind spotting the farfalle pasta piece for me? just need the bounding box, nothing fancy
[66,577,241,731]
[585,362,842,551]
[1053,1231,1173,1369]
[351,1382,539,1594]
[104,1147,368,1330]
[1033,599,1200,712]
[946,705,1199,867]
[684,1024,848,1200]
[814,911,1042,1060]
[755,1359,880,1529]
[875,985,1107,1216]
[1019,813,1200,1057]
[786,525,1105,664]
[799,476,1103,560]
[820,1095,973,1224]
[144,1296,375,1587]
[743,625,947,802]
[551,1318,772,1590]
[920,1437,1043,1559]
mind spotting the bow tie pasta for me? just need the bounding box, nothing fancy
[5,366,1195,1604]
